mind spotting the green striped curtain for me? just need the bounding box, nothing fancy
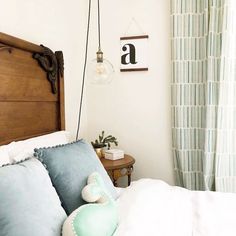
[171,0,235,191]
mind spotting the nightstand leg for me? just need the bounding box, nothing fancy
[111,170,118,187]
[128,174,131,186]
[127,165,134,186]
[113,179,118,187]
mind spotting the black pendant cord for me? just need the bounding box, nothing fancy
[76,0,92,140]
[97,0,101,50]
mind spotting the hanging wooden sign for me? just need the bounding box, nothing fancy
[120,35,149,72]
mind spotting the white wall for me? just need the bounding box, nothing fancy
[85,0,175,185]
[0,0,88,138]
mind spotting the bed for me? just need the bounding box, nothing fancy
[115,179,236,236]
[1,33,236,236]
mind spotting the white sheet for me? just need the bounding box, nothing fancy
[115,179,236,236]
[5,131,71,164]
[0,145,10,166]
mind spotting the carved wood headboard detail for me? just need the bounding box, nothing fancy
[0,32,65,145]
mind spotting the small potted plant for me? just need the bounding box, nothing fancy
[91,131,118,158]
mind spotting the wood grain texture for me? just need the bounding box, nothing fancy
[120,35,149,40]
[100,154,135,170]
[100,154,135,187]
[56,51,65,130]
[0,32,43,53]
[0,32,65,145]
[0,47,57,102]
[0,102,59,145]
[120,68,148,72]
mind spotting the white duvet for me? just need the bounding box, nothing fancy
[115,179,236,236]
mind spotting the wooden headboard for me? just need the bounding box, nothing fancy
[0,33,65,145]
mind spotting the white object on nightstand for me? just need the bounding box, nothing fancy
[104,149,124,160]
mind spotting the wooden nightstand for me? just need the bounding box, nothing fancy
[100,154,135,187]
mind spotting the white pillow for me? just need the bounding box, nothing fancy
[7,131,71,163]
[0,145,10,167]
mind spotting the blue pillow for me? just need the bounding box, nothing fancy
[34,140,117,215]
[0,158,67,236]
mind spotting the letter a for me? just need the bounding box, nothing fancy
[121,44,137,65]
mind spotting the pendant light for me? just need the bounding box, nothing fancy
[76,0,114,140]
[88,0,114,85]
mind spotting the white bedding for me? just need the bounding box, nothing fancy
[0,131,71,166]
[115,179,236,236]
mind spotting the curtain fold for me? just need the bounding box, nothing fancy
[215,0,236,192]
[171,0,236,191]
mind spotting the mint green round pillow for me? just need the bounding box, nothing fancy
[62,172,118,236]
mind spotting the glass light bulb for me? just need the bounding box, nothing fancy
[96,63,106,75]
[88,58,114,85]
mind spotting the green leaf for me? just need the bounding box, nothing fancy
[99,135,102,142]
